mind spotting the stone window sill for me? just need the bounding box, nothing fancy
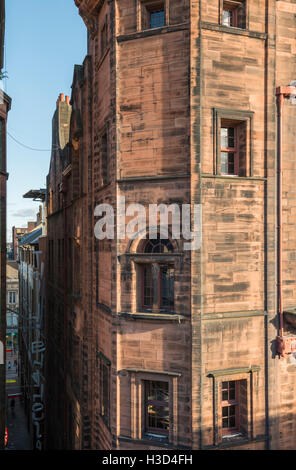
[117,23,189,43]
[118,312,186,322]
[201,22,267,40]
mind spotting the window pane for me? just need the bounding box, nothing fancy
[228,136,235,148]
[229,405,236,415]
[228,153,235,164]
[222,406,228,418]
[144,236,173,254]
[100,361,110,426]
[143,265,153,308]
[161,267,174,310]
[221,127,235,149]
[146,381,169,434]
[221,128,228,148]
[150,10,165,29]
[222,390,228,401]
[146,381,169,402]
[221,152,228,174]
[228,127,235,138]
[229,416,236,428]
[222,7,235,27]
[229,388,236,400]
[148,405,169,430]
[229,382,236,400]
[222,417,229,428]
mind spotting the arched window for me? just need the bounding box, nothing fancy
[139,235,175,313]
[144,236,173,254]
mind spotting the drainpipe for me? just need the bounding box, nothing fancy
[276,87,284,338]
[275,86,296,348]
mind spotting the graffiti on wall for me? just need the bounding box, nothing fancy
[31,250,46,450]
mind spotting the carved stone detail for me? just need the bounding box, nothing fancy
[74,0,105,37]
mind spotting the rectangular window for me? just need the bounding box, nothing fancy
[222,381,239,433]
[220,125,238,175]
[145,380,169,436]
[140,1,166,30]
[9,291,16,304]
[221,379,247,436]
[150,9,165,29]
[100,356,110,427]
[143,265,153,310]
[222,1,246,29]
[141,264,174,312]
[101,20,108,57]
[160,266,174,311]
[214,111,252,177]
[101,132,110,186]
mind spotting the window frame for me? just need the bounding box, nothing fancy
[138,0,169,32]
[220,125,239,176]
[141,263,154,311]
[100,18,108,57]
[213,108,254,178]
[144,379,170,436]
[208,366,260,446]
[8,291,17,305]
[140,263,175,313]
[125,369,180,445]
[99,353,111,428]
[220,0,248,30]
[221,380,240,435]
[100,128,110,187]
[149,9,166,29]
[222,2,238,28]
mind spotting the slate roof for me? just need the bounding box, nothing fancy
[18,226,42,246]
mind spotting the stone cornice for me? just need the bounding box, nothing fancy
[74,0,105,37]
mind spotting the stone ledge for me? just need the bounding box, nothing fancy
[201,22,267,40]
[117,23,189,43]
[122,368,182,377]
[118,312,187,322]
[202,174,267,182]
[203,310,267,320]
[208,366,260,378]
[117,174,190,183]
[204,435,267,450]
[118,435,190,449]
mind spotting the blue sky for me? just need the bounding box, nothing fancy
[5,0,87,241]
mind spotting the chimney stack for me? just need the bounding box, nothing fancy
[56,93,65,107]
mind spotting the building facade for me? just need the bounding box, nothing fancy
[45,0,296,450]
[18,201,47,450]
[12,225,35,262]
[46,90,90,449]
[0,0,10,450]
[6,260,19,353]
